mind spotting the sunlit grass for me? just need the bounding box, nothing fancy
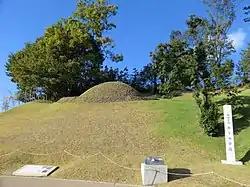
[0,91,250,186]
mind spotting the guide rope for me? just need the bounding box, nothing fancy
[213,172,250,187]
[64,150,101,159]
[1,149,250,186]
[0,149,19,158]
[17,150,60,156]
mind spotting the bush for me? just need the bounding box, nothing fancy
[223,86,244,113]
[199,101,220,136]
[158,82,183,98]
[194,91,220,137]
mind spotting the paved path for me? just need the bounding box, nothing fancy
[0,176,148,187]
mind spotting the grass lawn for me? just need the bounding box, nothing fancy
[0,90,250,186]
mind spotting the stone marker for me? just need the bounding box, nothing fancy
[141,157,168,185]
[221,105,242,165]
[12,165,58,177]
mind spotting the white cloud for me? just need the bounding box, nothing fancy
[228,28,247,50]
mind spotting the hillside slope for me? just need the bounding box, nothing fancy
[0,91,250,186]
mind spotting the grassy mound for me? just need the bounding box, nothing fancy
[79,81,142,103]
[57,97,78,104]
[1,90,250,186]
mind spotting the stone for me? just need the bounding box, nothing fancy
[221,105,243,165]
[141,163,168,185]
[12,165,58,177]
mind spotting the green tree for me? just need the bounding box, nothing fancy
[140,63,158,94]
[73,0,123,62]
[6,0,121,102]
[185,0,237,136]
[238,43,250,85]
[100,65,119,82]
[130,68,142,91]
[244,5,250,22]
[128,67,153,92]
[6,18,104,101]
[117,67,130,84]
[150,31,192,97]
[202,0,236,90]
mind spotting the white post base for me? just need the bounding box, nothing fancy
[221,160,243,165]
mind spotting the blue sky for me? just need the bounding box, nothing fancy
[0,0,249,104]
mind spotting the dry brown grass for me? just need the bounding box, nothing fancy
[0,101,169,184]
[57,82,142,104]
[1,97,250,186]
[159,163,250,186]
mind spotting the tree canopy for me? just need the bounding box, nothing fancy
[150,31,192,96]
[4,0,248,137]
[238,43,250,85]
[244,5,250,22]
[6,0,122,101]
[148,0,237,136]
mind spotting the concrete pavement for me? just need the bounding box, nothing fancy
[0,176,149,187]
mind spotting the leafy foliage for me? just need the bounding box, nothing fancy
[202,0,235,89]
[99,65,157,93]
[129,66,158,93]
[224,86,244,112]
[139,63,158,93]
[4,0,246,138]
[6,18,104,101]
[244,5,250,22]
[73,0,123,62]
[188,0,237,136]
[158,82,183,98]
[152,0,241,137]
[238,43,250,85]
[150,31,192,96]
[201,102,220,136]
[196,91,220,136]
[148,0,238,136]
[6,0,121,102]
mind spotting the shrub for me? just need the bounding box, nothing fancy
[194,91,220,137]
[158,82,183,99]
[199,100,220,136]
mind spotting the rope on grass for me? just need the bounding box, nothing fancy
[213,172,250,187]
[88,152,250,187]
[99,152,141,171]
[63,150,81,158]
[17,150,60,156]
[1,149,250,186]
[0,149,19,158]
[98,152,214,176]
[63,150,101,159]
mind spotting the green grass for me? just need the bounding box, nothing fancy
[0,91,250,186]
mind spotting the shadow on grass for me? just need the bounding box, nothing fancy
[168,168,191,182]
[240,149,250,164]
[216,96,250,136]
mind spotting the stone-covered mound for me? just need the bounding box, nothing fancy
[57,97,78,104]
[79,81,142,103]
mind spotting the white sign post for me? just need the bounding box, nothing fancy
[221,105,242,165]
